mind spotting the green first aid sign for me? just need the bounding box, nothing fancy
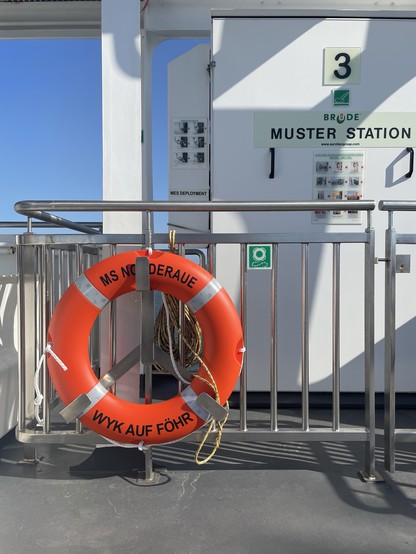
[247,245,272,269]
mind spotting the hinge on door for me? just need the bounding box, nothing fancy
[207,60,216,75]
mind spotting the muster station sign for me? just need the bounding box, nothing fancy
[254,112,416,148]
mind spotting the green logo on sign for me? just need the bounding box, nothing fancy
[333,89,350,106]
[247,245,272,269]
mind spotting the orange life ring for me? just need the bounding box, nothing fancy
[47,250,244,445]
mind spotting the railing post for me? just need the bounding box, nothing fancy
[240,243,248,432]
[332,243,341,431]
[108,244,117,395]
[16,237,36,435]
[360,220,381,481]
[135,231,161,485]
[39,244,51,433]
[270,243,278,431]
[384,216,396,472]
[74,244,84,435]
[301,243,310,431]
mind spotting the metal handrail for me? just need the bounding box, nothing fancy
[15,199,376,214]
[14,199,376,234]
[0,221,102,231]
[379,200,416,211]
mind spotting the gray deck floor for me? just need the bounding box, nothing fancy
[1,408,416,554]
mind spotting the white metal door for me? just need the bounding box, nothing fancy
[211,16,416,391]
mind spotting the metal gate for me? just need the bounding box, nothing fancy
[380,201,416,472]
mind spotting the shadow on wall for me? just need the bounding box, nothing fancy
[308,315,416,393]
[101,0,141,79]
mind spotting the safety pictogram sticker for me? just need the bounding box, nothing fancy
[247,244,272,270]
[333,89,350,106]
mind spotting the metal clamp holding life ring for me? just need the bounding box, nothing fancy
[47,250,244,445]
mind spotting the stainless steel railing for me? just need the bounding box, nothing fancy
[0,219,102,233]
[14,199,378,479]
[379,200,416,472]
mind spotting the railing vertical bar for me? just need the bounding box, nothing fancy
[68,248,73,286]
[50,249,56,315]
[332,243,341,431]
[88,251,100,376]
[206,243,217,432]
[17,239,26,431]
[33,246,40,428]
[40,245,52,433]
[46,246,56,415]
[301,243,310,431]
[38,245,51,433]
[145,217,156,482]
[384,223,396,472]
[136,252,155,482]
[208,244,216,276]
[388,210,394,231]
[74,244,84,435]
[270,243,278,431]
[34,246,40,417]
[19,240,37,431]
[109,244,117,384]
[177,243,186,395]
[364,223,376,478]
[59,249,64,300]
[240,243,248,432]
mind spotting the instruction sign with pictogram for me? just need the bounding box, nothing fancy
[333,89,350,106]
[247,245,272,269]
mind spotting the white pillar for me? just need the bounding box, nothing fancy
[101,1,144,400]
[101,0,143,233]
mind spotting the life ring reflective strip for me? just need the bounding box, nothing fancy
[47,250,244,445]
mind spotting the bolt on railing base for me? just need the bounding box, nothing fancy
[135,468,169,486]
[357,470,385,483]
[17,444,39,465]
[135,447,169,486]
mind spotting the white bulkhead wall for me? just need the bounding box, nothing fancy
[168,44,210,233]
[101,0,416,234]
[2,1,416,233]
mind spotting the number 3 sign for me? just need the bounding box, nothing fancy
[323,47,361,85]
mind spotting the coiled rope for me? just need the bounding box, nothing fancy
[154,293,203,372]
[154,231,229,464]
[153,231,203,372]
[169,313,230,465]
